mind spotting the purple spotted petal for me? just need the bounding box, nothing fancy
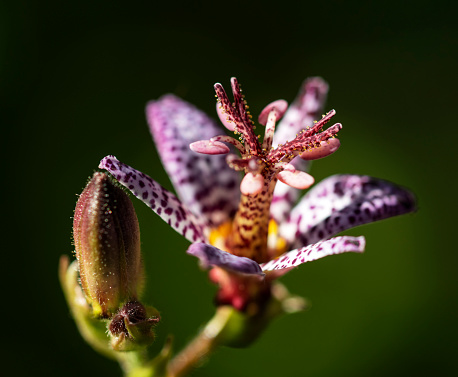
[99,156,207,243]
[147,95,241,227]
[270,176,302,224]
[261,236,365,274]
[270,78,329,223]
[273,77,329,147]
[187,243,265,276]
[280,175,416,249]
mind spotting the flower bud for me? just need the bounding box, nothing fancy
[109,301,160,351]
[73,172,142,318]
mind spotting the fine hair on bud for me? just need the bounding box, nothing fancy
[73,172,143,318]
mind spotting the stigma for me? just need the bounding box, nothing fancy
[190,78,341,186]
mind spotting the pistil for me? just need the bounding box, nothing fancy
[227,170,277,263]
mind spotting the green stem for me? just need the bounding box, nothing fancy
[60,257,166,377]
[167,308,234,377]
[118,351,148,377]
[121,337,172,377]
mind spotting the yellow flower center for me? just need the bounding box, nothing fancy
[208,219,288,261]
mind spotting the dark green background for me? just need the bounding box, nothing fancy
[3,0,457,376]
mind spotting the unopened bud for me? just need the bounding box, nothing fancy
[73,172,142,318]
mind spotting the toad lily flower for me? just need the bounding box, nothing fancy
[99,77,415,312]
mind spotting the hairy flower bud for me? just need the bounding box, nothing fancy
[73,172,142,318]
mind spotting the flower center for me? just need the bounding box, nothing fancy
[208,218,288,263]
[228,169,277,262]
[191,77,342,263]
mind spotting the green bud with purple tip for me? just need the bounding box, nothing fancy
[73,172,143,318]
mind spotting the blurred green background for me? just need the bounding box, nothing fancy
[2,0,457,376]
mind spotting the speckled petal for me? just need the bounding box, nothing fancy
[271,156,312,223]
[270,180,298,224]
[270,78,329,223]
[187,243,265,276]
[146,94,241,227]
[261,236,365,274]
[273,77,329,147]
[280,175,416,249]
[99,156,207,243]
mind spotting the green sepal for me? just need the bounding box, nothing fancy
[59,256,116,359]
[110,303,161,352]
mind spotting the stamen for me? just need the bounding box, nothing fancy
[262,110,278,151]
[226,154,262,172]
[300,137,341,161]
[277,164,315,189]
[258,100,288,126]
[240,173,265,196]
[267,121,342,165]
[189,140,230,155]
[302,123,342,147]
[210,135,246,155]
[301,110,336,138]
